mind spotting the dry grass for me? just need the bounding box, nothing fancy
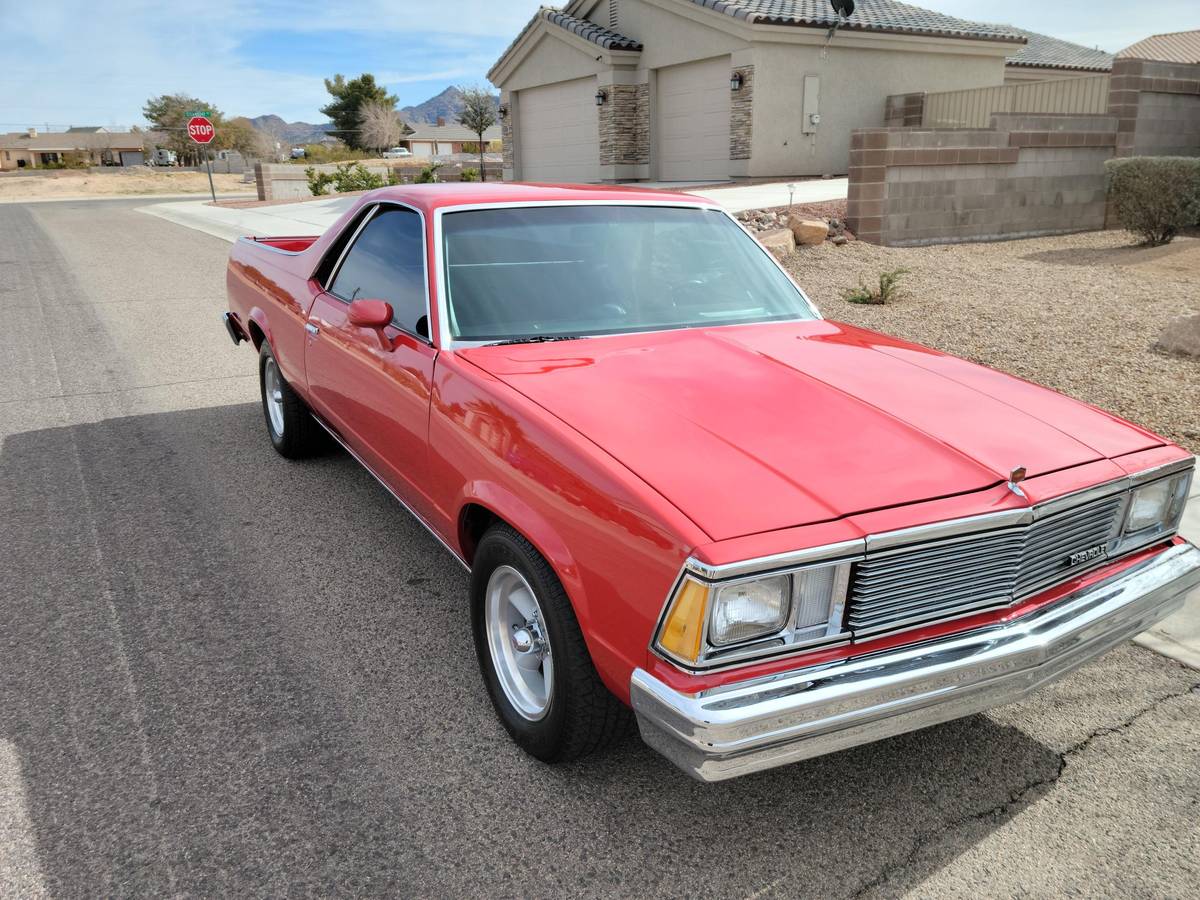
[782,229,1200,453]
[0,169,246,201]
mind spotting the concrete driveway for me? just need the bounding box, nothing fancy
[0,198,1197,897]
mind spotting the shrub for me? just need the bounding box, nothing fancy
[306,162,385,196]
[416,162,443,184]
[1105,156,1200,245]
[460,167,479,182]
[844,268,909,305]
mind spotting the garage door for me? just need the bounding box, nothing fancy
[656,56,731,182]
[519,77,599,183]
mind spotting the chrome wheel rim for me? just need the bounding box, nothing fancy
[485,565,553,721]
[264,358,285,437]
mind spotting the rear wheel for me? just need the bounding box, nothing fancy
[471,523,632,762]
[258,341,322,458]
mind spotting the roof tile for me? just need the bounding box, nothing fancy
[688,0,1024,42]
[1005,28,1113,71]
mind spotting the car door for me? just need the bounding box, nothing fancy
[304,203,439,519]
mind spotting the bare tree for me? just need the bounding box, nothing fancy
[358,99,404,154]
[456,86,497,181]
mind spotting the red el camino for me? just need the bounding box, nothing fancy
[224,183,1199,781]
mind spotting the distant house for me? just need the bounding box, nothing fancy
[0,127,145,169]
[1118,29,1200,64]
[400,119,502,158]
[1003,28,1114,82]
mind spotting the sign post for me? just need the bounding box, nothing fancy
[186,112,217,202]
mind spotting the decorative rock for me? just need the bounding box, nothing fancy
[1155,313,1200,357]
[788,216,829,246]
[757,227,796,256]
[831,234,848,246]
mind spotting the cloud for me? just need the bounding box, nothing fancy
[0,0,539,127]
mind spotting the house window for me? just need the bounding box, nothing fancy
[609,0,618,28]
[40,152,60,165]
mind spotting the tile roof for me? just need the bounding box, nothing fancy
[543,10,643,50]
[1004,28,1113,71]
[405,123,502,142]
[1118,29,1200,64]
[489,6,642,81]
[687,0,1024,42]
[0,130,143,151]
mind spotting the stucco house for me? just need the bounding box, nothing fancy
[488,0,1045,182]
[400,121,502,158]
[0,127,146,170]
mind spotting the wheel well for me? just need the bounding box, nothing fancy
[247,320,266,350]
[458,503,499,567]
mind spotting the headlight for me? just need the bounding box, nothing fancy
[655,560,852,669]
[1112,469,1192,555]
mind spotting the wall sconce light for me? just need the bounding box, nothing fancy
[730,71,744,91]
[595,89,607,106]
[499,105,508,118]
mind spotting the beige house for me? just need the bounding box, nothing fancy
[489,0,1036,182]
[401,121,502,158]
[0,127,146,170]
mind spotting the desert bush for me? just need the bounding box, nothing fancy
[296,143,370,164]
[306,162,386,196]
[460,167,479,182]
[416,162,443,184]
[844,268,909,305]
[1105,156,1200,245]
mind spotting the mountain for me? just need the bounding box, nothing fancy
[399,86,499,125]
[248,115,336,145]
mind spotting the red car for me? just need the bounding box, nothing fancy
[225,184,1199,781]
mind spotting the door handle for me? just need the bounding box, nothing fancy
[305,323,320,336]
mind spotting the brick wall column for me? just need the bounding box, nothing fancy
[730,65,754,160]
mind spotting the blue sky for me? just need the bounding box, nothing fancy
[1,1,1196,130]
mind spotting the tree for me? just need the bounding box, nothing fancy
[456,86,497,181]
[217,117,270,159]
[320,74,398,150]
[142,93,224,165]
[358,100,405,154]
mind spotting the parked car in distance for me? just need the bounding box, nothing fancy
[151,148,176,166]
[223,184,1200,781]
[382,147,412,158]
[290,147,306,159]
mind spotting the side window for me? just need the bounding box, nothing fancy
[329,206,427,336]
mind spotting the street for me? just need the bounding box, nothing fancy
[1,198,1198,897]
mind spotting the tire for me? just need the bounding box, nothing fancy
[471,523,632,762]
[258,341,322,458]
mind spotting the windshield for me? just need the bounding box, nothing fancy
[440,205,817,342]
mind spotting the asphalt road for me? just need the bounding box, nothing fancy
[1,199,1198,898]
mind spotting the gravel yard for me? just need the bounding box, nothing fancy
[784,229,1200,454]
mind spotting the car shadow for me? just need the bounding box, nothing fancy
[0,403,1064,897]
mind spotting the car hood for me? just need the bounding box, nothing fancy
[461,321,1162,541]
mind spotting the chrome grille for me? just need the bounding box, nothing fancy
[848,494,1125,636]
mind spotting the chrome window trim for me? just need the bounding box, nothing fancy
[430,199,822,351]
[323,200,434,345]
[237,236,316,257]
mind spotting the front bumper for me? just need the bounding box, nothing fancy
[631,542,1200,782]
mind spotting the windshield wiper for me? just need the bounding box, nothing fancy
[486,335,589,346]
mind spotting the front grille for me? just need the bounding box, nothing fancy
[847,493,1125,637]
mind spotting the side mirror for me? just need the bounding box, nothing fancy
[348,298,394,349]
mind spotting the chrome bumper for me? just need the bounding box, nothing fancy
[631,542,1200,782]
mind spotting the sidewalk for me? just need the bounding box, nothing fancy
[139,178,850,243]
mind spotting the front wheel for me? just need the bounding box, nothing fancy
[471,524,632,762]
[258,341,322,458]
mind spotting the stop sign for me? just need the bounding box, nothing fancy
[187,115,215,144]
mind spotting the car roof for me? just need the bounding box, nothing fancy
[363,181,721,214]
